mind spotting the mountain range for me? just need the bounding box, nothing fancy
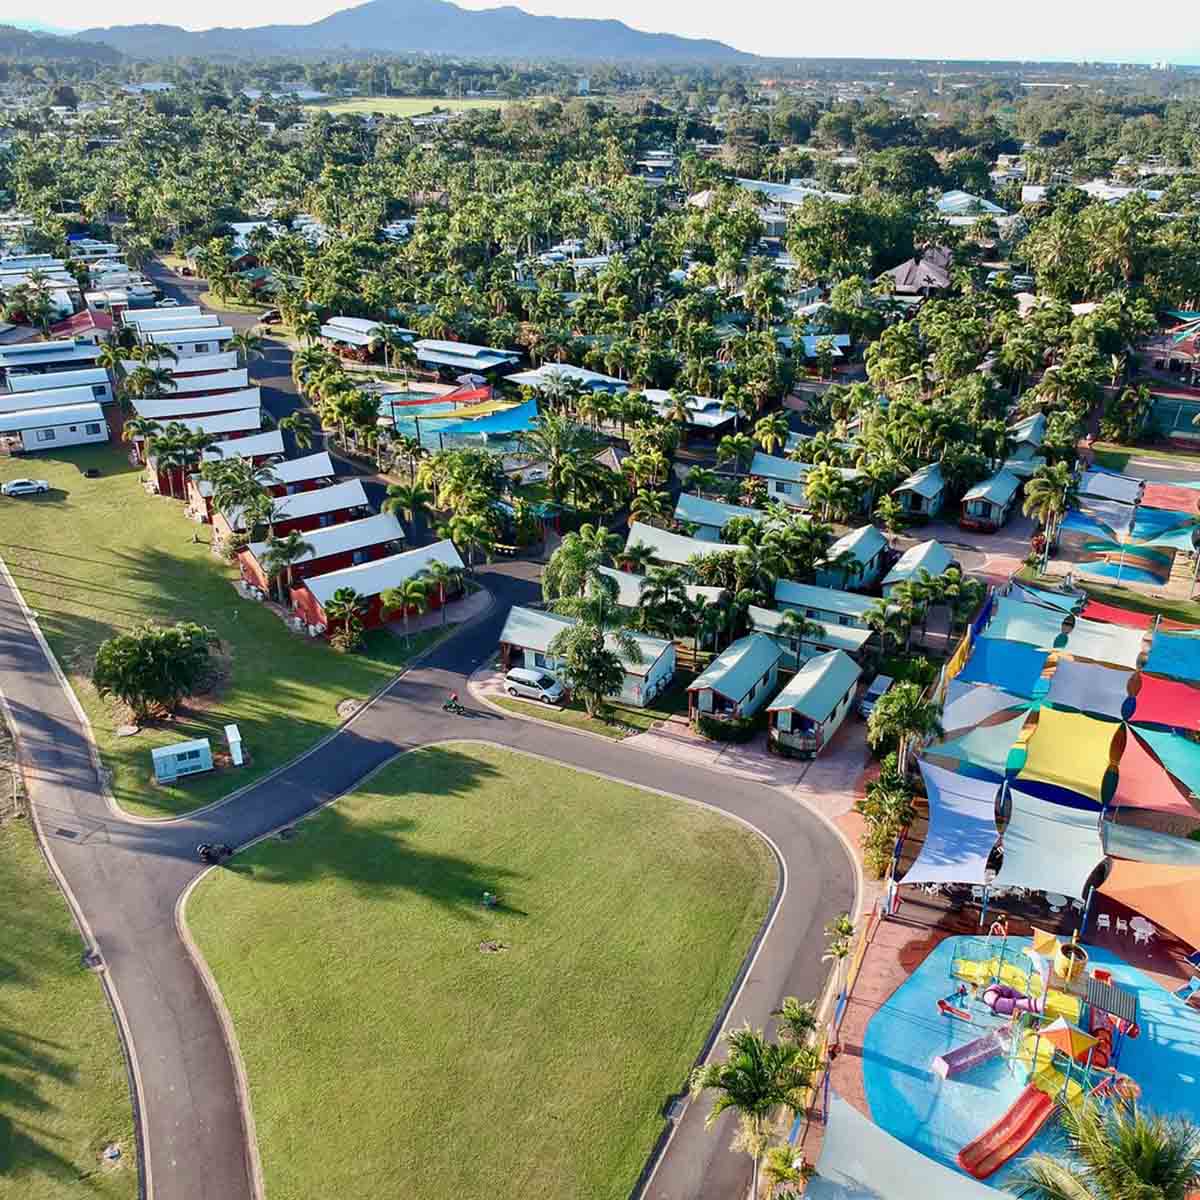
[79,0,750,61]
[0,24,121,61]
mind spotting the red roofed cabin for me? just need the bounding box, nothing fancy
[290,540,465,634]
[188,450,335,521]
[49,308,114,345]
[211,478,370,543]
[238,511,405,596]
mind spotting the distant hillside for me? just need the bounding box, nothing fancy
[80,0,750,62]
[0,24,121,61]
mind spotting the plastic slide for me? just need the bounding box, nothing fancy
[932,1029,1007,1079]
[957,1084,1055,1179]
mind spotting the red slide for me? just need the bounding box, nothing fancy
[957,1085,1055,1179]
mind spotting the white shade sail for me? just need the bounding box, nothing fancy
[901,762,999,886]
[993,787,1105,900]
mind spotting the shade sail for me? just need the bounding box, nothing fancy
[901,762,998,886]
[1141,483,1199,515]
[1061,617,1146,669]
[1135,726,1200,797]
[957,638,1049,697]
[1112,729,1200,819]
[928,712,1029,777]
[987,596,1067,647]
[1015,708,1119,802]
[1130,674,1200,731]
[994,787,1105,900]
[1081,600,1154,631]
[1080,469,1142,505]
[1146,631,1200,684]
[807,1094,1000,1200]
[1103,821,1200,866]
[1010,583,1082,613]
[943,680,1026,733]
[1099,859,1200,950]
[1045,659,1133,720]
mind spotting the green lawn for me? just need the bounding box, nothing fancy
[187,744,776,1200]
[0,819,135,1200]
[0,446,442,817]
[491,679,693,739]
[195,291,270,316]
[306,96,514,118]
[1091,441,1200,472]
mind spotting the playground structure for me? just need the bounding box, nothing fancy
[935,934,1140,1180]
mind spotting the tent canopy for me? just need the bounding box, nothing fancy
[1015,708,1118,802]
[1112,728,1200,819]
[1146,632,1200,684]
[1044,659,1132,721]
[957,638,1049,697]
[901,762,998,886]
[1099,859,1200,950]
[1130,674,1200,731]
[994,787,1105,900]
[1062,618,1146,669]
[1141,482,1199,515]
[806,1094,1000,1200]
[987,597,1066,647]
[1079,468,1143,505]
[1010,583,1082,613]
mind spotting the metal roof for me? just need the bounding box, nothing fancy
[248,512,404,565]
[157,408,261,437]
[0,402,105,432]
[8,367,108,392]
[674,492,765,529]
[747,605,874,652]
[624,521,745,567]
[0,385,102,415]
[161,370,250,397]
[303,539,465,608]
[767,650,861,719]
[497,604,669,675]
[221,478,368,531]
[894,463,945,500]
[827,524,887,566]
[597,565,726,609]
[266,451,335,485]
[774,579,876,620]
[688,634,782,701]
[963,469,1021,506]
[201,430,284,461]
[145,326,233,345]
[133,388,261,421]
[883,539,953,588]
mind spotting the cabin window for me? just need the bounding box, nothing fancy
[85,423,101,434]
[35,428,55,442]
[319,513,335,527]
[194,343,210,354]
[92,385,106,398]
[776,481,793,495]
[352,550,369,565]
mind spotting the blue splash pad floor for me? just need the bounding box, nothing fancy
[862,936,1200,1189]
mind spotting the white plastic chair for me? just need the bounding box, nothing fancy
[1096,913,1111,932]
[1116,917,1130,936]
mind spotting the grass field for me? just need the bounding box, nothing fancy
[0,445,441,818]
[0,819,135,1200]
[187,743,776,1200]
[1091,441,1200,471]
[307,96,512,118]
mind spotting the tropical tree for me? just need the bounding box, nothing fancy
[718,432,757,476]
[1022,460,1078,549]
[686,466,719,496]
[630,488,670,527]
[777,610,825,664]
[443,512,495,571]
[382,483,435,539]
[293,310,321,345]
[866,681,944,772]
[542,524,621,601]
[754,411,791,456]
[323,587,367,651]
[864,597,908,655]
[422,559,462,625]
[621,540,657,574]
[121,416,162,463]
[92,621,217,720]
[1010,1102,1200,1200]
[771,996,818,1047]
[381,577,429,644]
[690,1025,818,1200]
[546,620,632,716]
[874,494,906,539]
[229,328,266,367]
[519,413,604,505]
[261,531,313,604]
[279,411,316,451]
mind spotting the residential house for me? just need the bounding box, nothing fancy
[642,389,735,437]
[597,565,727,614]
[150,369,249,398]
[497,605,675,707]
[320,317,414,361]
[127,314,222,336]
[748,605,874,669]
[0,340,101,376]
[687,633,783,722]
[239,511,405,595]
[774,579,876,628]
[291,539,465,633]
[132,388,262,423]
[960,469,1021,532]
[767,650,862,758]
[815,524,889,590]
[881,540,954,597]
[188,450,335,520]
[882,246,953,296]
[1004,412,1047,477]
[7,367,113,404]
[123,306,204,329]
[143,325,233,359]
[413,339,521,377]
[674,493,766,541]
[199,429,284,465]
[624,521,745,568]
[0,402,107,453]
[213,478,370,541]
[48,308,113,344]
[121,351,240,377]
[892,463,946,517]
[750,451,863,510]
[0,384,111,417]
[506,363,626,394]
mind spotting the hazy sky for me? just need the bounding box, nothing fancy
[20,0,1200,63]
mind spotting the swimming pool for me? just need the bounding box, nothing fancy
[862,935,1200,1189]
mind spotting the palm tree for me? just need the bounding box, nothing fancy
[229,329,266,367]
[279,411,316,451]
[686,467,719,497]
[381,577,429,644]
[717,432,757,476]
[293,310,321,345]
[690,1025,817,1200]
[1023,461,1078,555]
[867,681,944,773]
[864,597,908,656]
[422,559,462,626]
[777,610,825,665]
[1012,1103,1200,1200]
[382,483,435,540]
[630,488,670,527]
[542,524,621,601]
[262,532,314,604]
[621,541,656,574]
[771,996,818,1047]
[823,936,853,995]
[754,411,791,456]
[323,587,368,650]
[874,494,906,540]
[122,416,162,464]
[443,512,494,571]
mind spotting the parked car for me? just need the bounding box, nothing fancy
[858,674,894,719]
[260,308,282,324]
[2,478,50,497]
[504,667,564,704]
[155,297,180,308]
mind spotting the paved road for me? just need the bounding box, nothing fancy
[0,555,855,1200]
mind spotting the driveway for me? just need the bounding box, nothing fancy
[0,557,856,1200]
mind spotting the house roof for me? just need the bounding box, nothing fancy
[624,521,745,567]
[248,511,404,565]
[688,634,782,701]
[597,565,726,609]
[0,341,99,368]
[767,650,861,719]
[882,539,953,588]
[894,463,945,500]
[303,539,465,608]
[129,314,221,334]
[963,469,1021,507]
[748,605,874,652]
[8,367,108,393]
[885,247,953,293]
[125,306,203,326]
[643,388,735,428]
[161,408,261,438]
[145,326,233,345]
[774,579,876,619]
[0,402,105,432]
[122,351,239,376]
[133,388,262,421]
[1008,411,1045,449]
[201,429,284,461]
[675,492,766,530]
[266,451,335,485]
[750,451,860,485]
[162,369,250,397]
[498,604,670,676]
[221,478,368,531]
[827,524,887,566]
[413,339,520,370]
[50,309,113,337]
[506,363,625,392]
[936,190,1006,216]
[0,385,103,415]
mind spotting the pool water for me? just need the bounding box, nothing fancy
[862,935,1200,1189]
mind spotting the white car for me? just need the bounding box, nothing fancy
[2,479,50,497]
[504,667,564,704]
[156,297,180,308]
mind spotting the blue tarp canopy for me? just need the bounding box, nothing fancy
[957,637,1049,697]
[1146,631,1200,684]
[436,396,537,438]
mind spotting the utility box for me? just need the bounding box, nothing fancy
[151,738,213,783]
[224,723,244,767]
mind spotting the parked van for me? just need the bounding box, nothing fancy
[504,667,565,704]
[858,674,894,719]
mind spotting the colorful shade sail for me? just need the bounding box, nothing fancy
[994,787,1106,900]
[943,680,1027,734]
[1129,673,1200,731]
[928,712,1030,778]
[1103,820,1200,866]
[988,596,1067,647]
[957,638,1050,698]
[1014,708,1119,803]
[1060,617,1146,669]
[1080,600,1154,631]
[901,762,998,886]
[1045,659,1133,720]
[1141,483,1199,515]
[1099,859,1200,950]
[1146,631,1200,684]
[1112,728,1200,819]
[1134,726,1200,797]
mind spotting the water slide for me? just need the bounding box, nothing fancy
[957,1084,1056,1179]
[932,1029,1007,1079]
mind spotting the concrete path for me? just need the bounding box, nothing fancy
[0,557,857,1200]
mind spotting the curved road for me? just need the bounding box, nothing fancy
[1,558,855,1196]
